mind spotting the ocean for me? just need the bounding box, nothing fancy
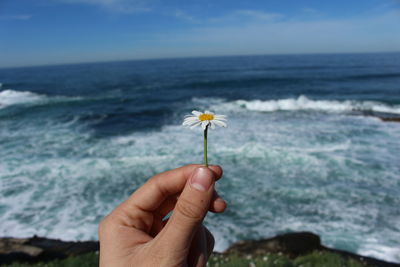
[0,53,399,263]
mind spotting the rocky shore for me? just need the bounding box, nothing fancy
[222,232,399,267]
[1,232,398,266]
[379,117,400,123]
[0,236,98,265]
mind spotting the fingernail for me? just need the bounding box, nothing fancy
[215,197,226,205]
[190,168,214,192]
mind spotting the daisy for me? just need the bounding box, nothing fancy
[182,110,227,130]
[182,110,227,167]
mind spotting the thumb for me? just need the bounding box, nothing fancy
[157,167,215,252]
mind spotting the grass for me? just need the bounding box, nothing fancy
[207,251,368,267]
[4,252,99,267]
[4,251,370,267]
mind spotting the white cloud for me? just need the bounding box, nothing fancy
[165,9,282,24]
[55,0,151,13]
[302,8,319,14]
[232,10,283,21]
[300,7,323,17]
[208,9,283,24]
[173,10,199,23]
[0,15,32,20]
[160,9,283,26]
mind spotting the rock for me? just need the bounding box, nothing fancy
[225,232,321,256]
[380,117,400,123]
[224,232,399,267]
[0,236,99,265]
[0,238,43,256]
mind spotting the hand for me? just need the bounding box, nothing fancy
[98,164,226,267]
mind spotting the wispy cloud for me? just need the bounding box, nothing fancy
[169,9,283,25]
[55,0,151,13]
[232,10,283,21]
[164,9,283,25]
[302,8,320,14]
[208,9,283,24]
[0,15,32,20]
[173,10,199,23]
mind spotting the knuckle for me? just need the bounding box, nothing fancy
[98,218,109,238]
[98,213,117,237]
[98,215,110,231]
[175,198,205,221]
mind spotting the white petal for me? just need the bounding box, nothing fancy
[214,115,226,120]
[213,120,227,127]
[184,115,197,120]
[204,110,214,115]
[192,110,202,116]
[209,122,215,129]
[183,120,197,126]
[184,117,199,123]
[190,121,202,129]
[184,115,197,119]
[214,118,226,122]
[201,121,209,130]
[183,117,200,125]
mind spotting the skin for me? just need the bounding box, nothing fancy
[98,164,227,267]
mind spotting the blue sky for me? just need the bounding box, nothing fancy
[1,0,400,67]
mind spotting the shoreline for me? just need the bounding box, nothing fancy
[1,232,398,266]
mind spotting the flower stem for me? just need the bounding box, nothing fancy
[203,125,208,167]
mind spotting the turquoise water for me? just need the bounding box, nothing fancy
[0,53,400,262]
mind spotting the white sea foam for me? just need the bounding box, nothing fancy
[358,238,400,263]
[0,89,86,110]
[0,89,45,108]
[218,95,400,115]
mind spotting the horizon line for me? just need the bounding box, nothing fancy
[1,50,400,70]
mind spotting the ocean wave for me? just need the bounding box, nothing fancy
[0,89,85,110]
[0,89,46,108]
[218,95,400,115]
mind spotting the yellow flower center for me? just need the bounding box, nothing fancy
[199,113,214,121]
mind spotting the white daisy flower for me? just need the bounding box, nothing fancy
[182,110,227,167]
[182,110,227,130]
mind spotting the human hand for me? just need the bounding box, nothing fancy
[98,164,226,267]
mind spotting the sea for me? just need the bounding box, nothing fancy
[1,53,399,263]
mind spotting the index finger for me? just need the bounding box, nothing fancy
[119,164,222,213]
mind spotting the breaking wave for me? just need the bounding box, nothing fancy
[0,89,46,108]
[0,88,85,110]
[220,95,400,115]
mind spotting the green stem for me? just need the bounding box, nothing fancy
[203,125,208,167]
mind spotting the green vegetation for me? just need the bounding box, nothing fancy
[208,251,368,267]
[4,252,99,267]
[4,251,370,267]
